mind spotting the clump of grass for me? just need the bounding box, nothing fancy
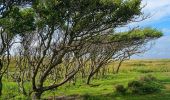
[128,75,163,94]
[115,75,164,95]
[131,67,154,73]
[115,85,127,94]
[131,63,146,67]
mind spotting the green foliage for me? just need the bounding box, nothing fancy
[128,80,143,94]
[132,67,154,73]
[111,28,163,42]
[33,0,142,33]
[0,6,35,36]
[115,85,127,94]
[128,75,163,94]
[139,74,157,82]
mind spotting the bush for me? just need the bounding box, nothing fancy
[115,85,127,94]
[139,74,157,82]
[127,75,163,94]
[128,80,143,94]
[141,82,161,94]
[136,68,154,73]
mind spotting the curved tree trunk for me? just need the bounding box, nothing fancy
[86,72,95,85]
[86,76,92,85]
[116,60,124,74]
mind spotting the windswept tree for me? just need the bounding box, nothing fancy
[0,6,35,96]
[113,28,160,74]
[86,28,162,84]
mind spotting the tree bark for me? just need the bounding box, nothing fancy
[86,72,94,85]
[31,91,42,100]
[116,60,123,74]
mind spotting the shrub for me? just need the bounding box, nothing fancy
[115,85,127,94]
[141,82,161,94]
[139,74,157,82]
[127,75,163,94]
[128,80,143,94]
[137,68,154,73]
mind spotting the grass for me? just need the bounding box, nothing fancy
[43,72,170,100]
[1,59,170,100]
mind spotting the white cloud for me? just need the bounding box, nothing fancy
[140,0,170,24]
[132,36,170,59]
[162,28,170,35]
[129,0,170,59]
[125,0,170,28]
[142,0,170,11]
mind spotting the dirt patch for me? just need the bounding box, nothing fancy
[165,84,170,91]
[47,94,82,100]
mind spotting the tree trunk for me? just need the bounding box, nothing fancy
[32,91,42,100]
[86,72,94,85]
[86,75,91,85]
[0,75,2,96]
[87,67,101,85]
[116,60,123,74]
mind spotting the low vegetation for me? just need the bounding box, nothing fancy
[127,75,163,94]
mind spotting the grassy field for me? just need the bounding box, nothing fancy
[1,59,170,100]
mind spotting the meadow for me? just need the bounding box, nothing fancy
[1,59,170,100]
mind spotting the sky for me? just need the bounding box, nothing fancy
[129,0,170,59]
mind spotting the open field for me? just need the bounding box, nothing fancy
[1,59,170,100]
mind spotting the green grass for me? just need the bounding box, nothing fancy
[42,72,170,100]
[1,59,170,100]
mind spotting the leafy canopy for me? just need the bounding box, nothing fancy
[34,0,142,33]
[111,28,163,42]
[0,7,35,36]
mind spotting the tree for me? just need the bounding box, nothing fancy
[111,28,162,73]
[85,28,162,84]
[0,6,35,96]
[0,0,34,18]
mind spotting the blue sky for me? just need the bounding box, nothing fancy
[130,0,170,59]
